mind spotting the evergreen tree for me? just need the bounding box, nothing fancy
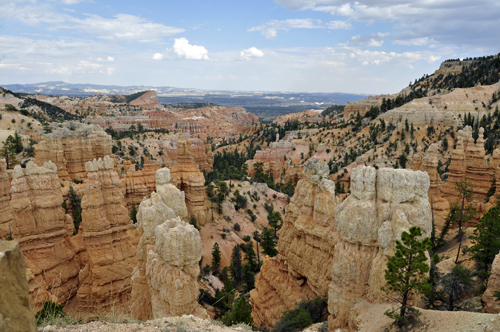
[261,228,278,257]
[129,204,138,224]
[450,178,476,263]
[440,265,474,311]
[211,242,222,275]
[68,186,82,234]
[267,206,283,238]
[243,242,258,272]
[468,206,500,282]
[222,295,253,327]
[230,244,242,286]
[382,226,432,327]
[241,263,255,293]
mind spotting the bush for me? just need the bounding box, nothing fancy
[272,298,327,332]
[233,223,241,231]
[35,301,68,326]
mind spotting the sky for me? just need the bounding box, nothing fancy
[0,0,499,94]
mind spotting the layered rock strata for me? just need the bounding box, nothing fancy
[76,156,136,312]
[146,216,208,319]
[483,253,500,314]
[129,91,159,109]
[130,167,187,320]
[159,134,213,172]
[0,160,13,239]
[34,122,113,181]
[441,126,500,219]
[250,160,341,328]
[10,161,80,311]
[250,164,432,332]
[0,240,37,332]
[169,134,206,225]
[122,159,160,207]
[328,166,432,331]
[246,141,294,183]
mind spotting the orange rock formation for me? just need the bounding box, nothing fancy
[122,158,161,207]
[0,160,13,239]
[129,91,159,109]
[483,253,500,314]
[34,123,113,181]
[9,161,80,311]
[169,134,207,225]
[76,156,136,312]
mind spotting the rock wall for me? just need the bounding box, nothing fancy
[130,167,188,320]
[34,122,113,181]
[159,134,213,172]
[250,160,341,329]
[146,216,208,319]
[10,161,81,312]
[122,159,160,207]
[440,126,500,221]
[76,156,136,312]
[411,144,450,227]
[169,134,207,225]
[0,160,13,239]
[246,141,294,183]
[328,167,431,331]
[0,240,37,332]
[483,253,500,314]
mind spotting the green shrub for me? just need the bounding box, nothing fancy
[35,301,69,326]
[272,298,327,332]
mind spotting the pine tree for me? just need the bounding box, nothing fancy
[450,178,476,263]
[243,242,258,272]
[242,263,255,293]
[468,206,500,282]
[261,228,278,257]
[211,242,222,275]
[382,226,432,327]
[230,244,242,286]
[68,186,82,234]
[221,295,253,327]
[129,204,138,224]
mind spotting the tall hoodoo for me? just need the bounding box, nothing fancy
[0,240,37,332]
[483,253,500,314]
[77,155,136,311]
[9,161,80,311]
[250,159,341,328]
[146,216,208,319]
[329,166,431,331]
[131,167,190,320]
[169,134,206,225]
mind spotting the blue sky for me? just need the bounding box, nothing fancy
[1,0,499,94]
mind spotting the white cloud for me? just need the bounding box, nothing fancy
[152,53,164,60]
[60,0,84,4]
[248,18,323,39]
[241,47,264,60]
[347,33,390,47]
[327,20,352,29]
[347,48,441,67]
[173,38,209,60]
[394,37,431,46]
[107,56,115,62]
[66,14,185,41]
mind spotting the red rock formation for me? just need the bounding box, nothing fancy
[169,134,207,225]
[122,158,161,207]
[9,161,80,312]
[159,134,213,172]
[411,144,450,227]
[129,91,159,109]
[0,160,13,239]
[250,160,341,328]
[34,123,113,181]
[441,126,500,222]
[246,141,294,182]
[77,156,136,312]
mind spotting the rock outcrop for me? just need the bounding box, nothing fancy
[34,122,113,181]
[122,159,160,207]
[146,217,208,319]
[0,240,37,332]
[131,167,188,320]
[76,156,136,312]
[411,144,450,227]
[0,160,13,239]
[328,166,431,331]
[129,91,159,109]
[246,141,294,183]
[483,253,500,314]
[10,161,80,311]
[159,134,213,172]
[169,134,206,225]
[250,164,432,332]
[130,192,177,320]
[250,160,341,328]
[440,126,500,221]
